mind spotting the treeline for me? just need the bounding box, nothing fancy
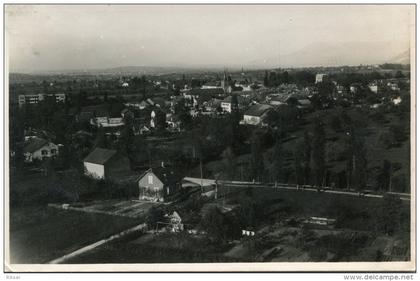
[263,70,315,87]
[262,69,408,89]
[208,102,410,193]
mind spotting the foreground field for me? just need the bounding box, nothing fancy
[9,206,143,263]
[67,186,411,263]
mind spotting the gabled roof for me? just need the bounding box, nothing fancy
[244,104,273,117]
[139,166,182,186]
[23,137,50,153]
[222,95,233,103]
[83,147,117,165]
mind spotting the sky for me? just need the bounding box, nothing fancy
[5,4,415,73]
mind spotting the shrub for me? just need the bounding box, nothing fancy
[146,206,165,228]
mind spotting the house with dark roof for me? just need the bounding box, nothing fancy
[23,137,59,163]
[83,147,130,179]
[241,104,273,126]
[137,165,182,202]
[78,104,110,123]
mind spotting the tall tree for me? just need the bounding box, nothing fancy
[141,75,147,100]
[95,128,109,149]
[263,70,269,87]
[222,147,236,180]
[302,131,312,185]
[311,119,326,187]
[377,159,391,191]
[293,140,304,186]
[282,71,290,84]
[270,130,284,182]
[352,131,368,191]
[250,133,265,182]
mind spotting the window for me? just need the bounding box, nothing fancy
[148,175,153,184]
[41,150,48,156]
[51,149,57,154]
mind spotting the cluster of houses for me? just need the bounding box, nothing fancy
[17,70,408,207]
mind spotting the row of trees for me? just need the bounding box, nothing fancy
[215,103,409,192]
[263,70,315,87]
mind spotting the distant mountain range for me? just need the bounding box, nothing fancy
[247,41,410,69]
[9,41,410,77]
[387,50,410,65]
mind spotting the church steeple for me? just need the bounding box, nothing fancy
[221,68,231,94]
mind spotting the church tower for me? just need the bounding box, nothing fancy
[221,69,231,94]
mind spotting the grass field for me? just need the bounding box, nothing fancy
[9,206,143,263]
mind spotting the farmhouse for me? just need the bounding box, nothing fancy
[23,137,59,163]
[138,166,181,202]
[83,148,131,180]
[241,104,273,126]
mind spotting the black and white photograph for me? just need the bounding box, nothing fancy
[3,3,416,273]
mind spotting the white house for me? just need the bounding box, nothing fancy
[368,83,379,94]
[138,167,180,202]
[23,137,59,163]
[387,82,400,91]
[315,74,327,84]
[221,96,234,112]
[392,96,402,105]
[91,117,125,128]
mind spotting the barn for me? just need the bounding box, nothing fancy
[83,148,131,180]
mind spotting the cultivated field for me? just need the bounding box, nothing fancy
[64,186,411,263]
[9,206,143,263]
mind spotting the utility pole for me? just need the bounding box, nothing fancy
[200,157,204,193]
[389,163,393,192]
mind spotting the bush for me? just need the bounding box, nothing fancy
[146,206,165,228]
[199,206,242,242]
[391,174,409,193]
[375,194,403,235]
[389,125,407,144]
